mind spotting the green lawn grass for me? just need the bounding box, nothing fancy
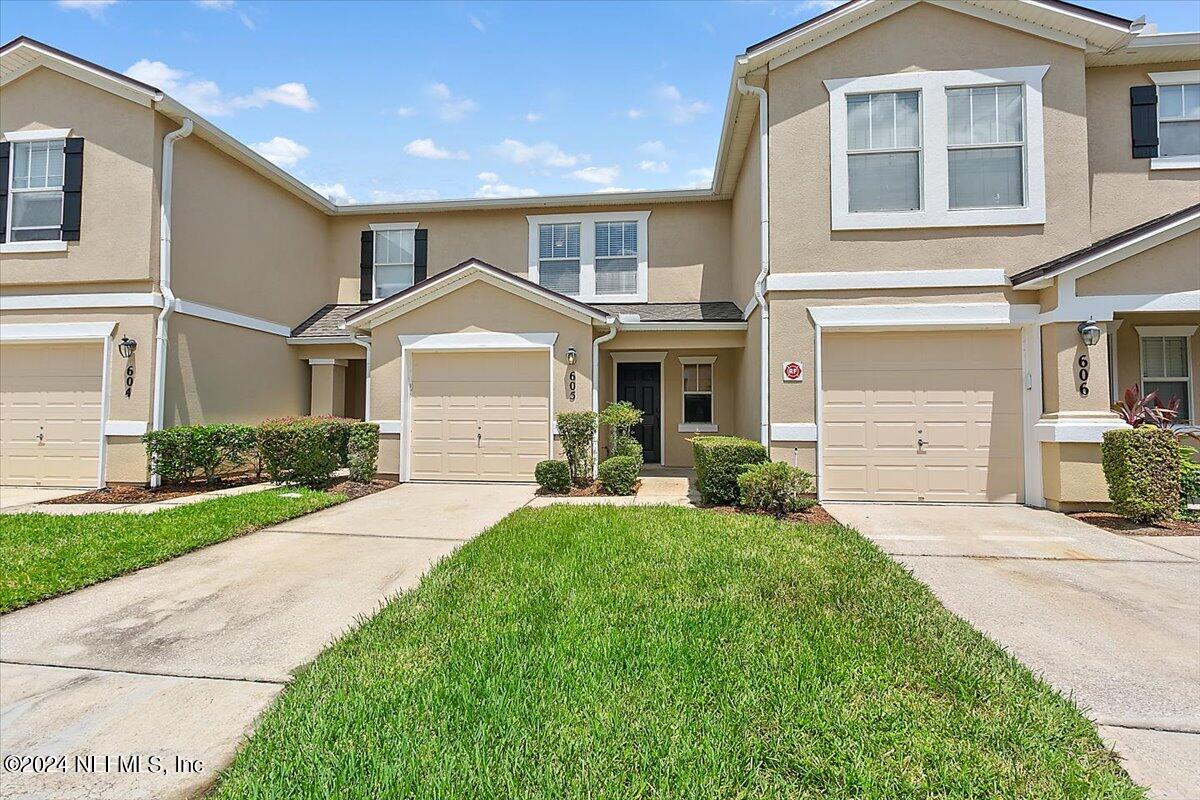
[0,488,343,613]
[214,505,1142,800]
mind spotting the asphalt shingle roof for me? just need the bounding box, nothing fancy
[289,304,367,338]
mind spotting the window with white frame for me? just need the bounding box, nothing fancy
[1157,80,1200,158]
[8,138,65,242]
[946,85,1025,209]
[373,227,415,299]
[527,212,650,302]
[1140,331,1193,423]
[846,91,921,212]
[825,65,1047,230]
[681,357,715,430]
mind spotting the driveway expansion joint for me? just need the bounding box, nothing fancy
[898,553,1195,564]
[265,528,470,542]
[1096,719,1200,735]
[0,659,287,686]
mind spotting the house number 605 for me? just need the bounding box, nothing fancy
[1077,354,1089,397]
[568,370,576,402]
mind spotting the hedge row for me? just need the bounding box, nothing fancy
[693,436,768,505]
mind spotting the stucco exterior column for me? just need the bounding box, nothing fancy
[1039,322,1115,511]
[309,359,347,418]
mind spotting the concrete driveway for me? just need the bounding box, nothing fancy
[829,503,1200,800]
[0,482,534,800]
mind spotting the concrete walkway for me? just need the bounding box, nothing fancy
[0,482,534,800]
[0,482,274,516]
[828,503,1200,800]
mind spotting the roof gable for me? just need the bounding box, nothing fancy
[1,37,160,107]
[344,259,611,330]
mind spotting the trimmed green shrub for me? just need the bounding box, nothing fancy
[737,461,815,516]
[1180,445,1200,515]
[693,435,768,505]
[556,411,598,485]
[535,460,571,493]
[610,436,643,465]
[143,424,256,484]
[1101,427,1181,523]
[347,422,379,483]
[598,455,639,496]
[258,416,355,488]
[600,401,644,465]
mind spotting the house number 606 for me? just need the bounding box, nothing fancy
[1077,354,1089,397]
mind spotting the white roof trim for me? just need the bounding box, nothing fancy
[344,260,610,330]
[399,331,558,351]
[0,38,161,107]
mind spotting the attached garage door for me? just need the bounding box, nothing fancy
[821,330,1023,503]
[409,351,550,481]
[1,343,104,488]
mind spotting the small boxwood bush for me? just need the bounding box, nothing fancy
[693,435,768,505]
[738,461,815,516]
[1179,445,1199,515]
[557,411,598,485]
[600,401,644,466]
[347,422,380,483]
[258,416,355,488]
[598,455,639,496]
[535,459,571,493]
[1101,427,1181,523]
[144,424,256,484]
[609,436,643,465]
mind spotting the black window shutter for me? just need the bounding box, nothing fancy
[1130,85,1159,159]
[359,230,374,301]
[62,138,85,241]
[413,228,428,284]
[0,142,9,244]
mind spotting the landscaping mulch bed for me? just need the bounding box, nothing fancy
[43,475,263,505]
[327,478,399,500]
[536,480,642,497]
[1071,511,1200,536]
[704,503,836,525]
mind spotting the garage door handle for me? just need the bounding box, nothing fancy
[916,438,929,448]
[36,428,44,443]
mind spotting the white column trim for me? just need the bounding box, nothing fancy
[767,269,1007,292]
[105,420,148,437]
[770,423,818,441]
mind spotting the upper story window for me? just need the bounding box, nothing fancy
[826,66,1048,230]
[527,211,650,303]
[2,129,84,253]
[1157,82,1199,157]
[1143,72,1200,170]
[373,226,415,299]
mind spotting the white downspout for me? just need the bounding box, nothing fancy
[150,117,193,486]
[352,333,372,421]
[591,317,619,477]
[737,78,770,448]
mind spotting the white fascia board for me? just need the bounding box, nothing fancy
[2,127,73,142]
[767,269,1007,292]
[0,321,116,341]
[334,189,715,216]
[399,331,558,351]
[105,420,148,437]
[0,293,163,310]
[285,336,355,345]
[174,300,291,337]
[770,423,818,441]
[0,42,161,107]
[609,351,668,363]
[617,322,748,331]
[1033,418,1127,442]
[808,303,1039,328]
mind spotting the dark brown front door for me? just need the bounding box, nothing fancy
[616,362,661,464]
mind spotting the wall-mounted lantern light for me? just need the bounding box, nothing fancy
[566,347,577,366]
[1077,319,1102,348]
[118,336,138,358]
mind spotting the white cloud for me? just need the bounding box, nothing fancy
[57,0,116,18]
[250,136,309,167]
[468,14,486,32]
[638,160,669,173]
[475,178,538,199]
[396,106,417,117]
[683,166,714,189]
[124,59,316,116]
[638,140,667,156]
[194,0,233,9]
[404,138,468,160]
[492,138,584,169]
[656,84,710,124]
[428,82,478,122]
[793,1,841,13]
[311,182,355,204]
[570,166,619,185]
[238,11,255,29]
[524,111,543,123]
[476,171,500,183]
[626,108,644,120]
[370,188,441,203]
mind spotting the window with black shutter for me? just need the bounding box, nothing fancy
[2,135,82,244]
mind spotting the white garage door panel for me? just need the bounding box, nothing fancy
[410,351,549,482]
[822,330,1023,503]
[1,343,104,488]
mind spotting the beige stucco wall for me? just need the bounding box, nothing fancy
[1085,61,1200,239]
[365,279,595,478]
[1042,442,1109,511]
[766,2,1092,278]
[730,109,762,310]
[164,314,309,427]
[1076,230,1200,297]
[328,200,731,305]
[0,66,159,289]
[1040,321,1113,417]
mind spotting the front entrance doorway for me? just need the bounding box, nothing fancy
[616,362,661,464]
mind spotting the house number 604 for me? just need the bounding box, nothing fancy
[1077,354,1089,397]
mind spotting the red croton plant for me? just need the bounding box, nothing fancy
[1112,384,1181,429]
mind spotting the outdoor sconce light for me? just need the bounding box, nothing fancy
[566,347,577,366]
[117,336,138,358]
[1077,319,1102,348]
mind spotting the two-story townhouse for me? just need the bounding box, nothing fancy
[1,0,1196,511]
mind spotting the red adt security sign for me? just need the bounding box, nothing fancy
[782,361,803,382]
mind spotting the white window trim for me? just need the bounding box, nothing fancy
[4,132,70,249]
[1138,328,1194,421]
[825,65,1048,230]
[1149,70,1200,171]
[371,223,419,301]
[527,211,650,303]
[678,355,717,433]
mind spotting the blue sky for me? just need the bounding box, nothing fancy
[3,0,1197,204]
